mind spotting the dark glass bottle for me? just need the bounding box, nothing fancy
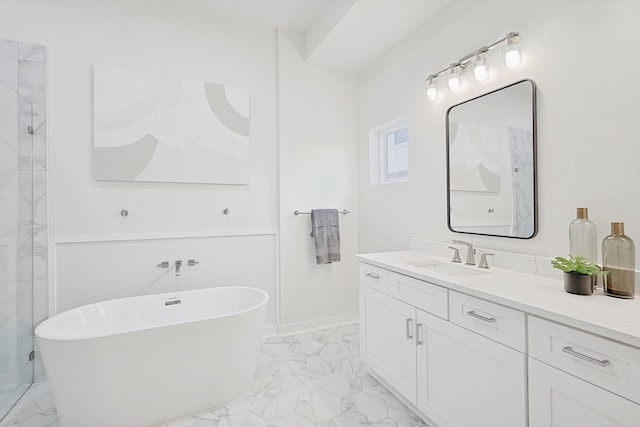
[602,222,635,299]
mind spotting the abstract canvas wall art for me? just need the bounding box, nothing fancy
[93,65,250,184]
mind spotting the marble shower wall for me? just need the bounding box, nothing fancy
[0,39,48,387]
[0,74,22,395]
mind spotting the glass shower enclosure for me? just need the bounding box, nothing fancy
[0,39,46,421]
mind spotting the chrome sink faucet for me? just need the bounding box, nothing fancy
[478,253,495,269]
[448,246,462,263]
[452,240,476,265]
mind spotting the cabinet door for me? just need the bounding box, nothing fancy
[416,310,526,427]
[360,286,417,403]
[529,358,640,427]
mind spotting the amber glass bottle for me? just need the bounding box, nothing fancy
[602,222,635,299]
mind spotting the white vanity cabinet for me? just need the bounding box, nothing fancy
[529,359,640,427]
[359,262,527,427]
[528,316,640,427]
[360,285,417,401]
[416,295,526,427]
[358,251,640,427]
[359,263,448,405]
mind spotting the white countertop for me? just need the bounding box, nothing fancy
[358,251,640,348]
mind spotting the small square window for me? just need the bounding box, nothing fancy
[370,118,409,185]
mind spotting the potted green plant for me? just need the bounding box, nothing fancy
[551,255,608,295]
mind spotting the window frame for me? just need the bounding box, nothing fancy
[369,118,409,185]
[381,123,409,183]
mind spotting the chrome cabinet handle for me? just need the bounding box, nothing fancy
[416,323,423,345]
[365,272,380,280]
[562,346,611,367]
[406,318,414,339]
[466,310,496,323]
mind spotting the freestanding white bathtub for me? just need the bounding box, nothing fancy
[35,286,268,427]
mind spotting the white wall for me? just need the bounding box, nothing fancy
[0,1,361,332]
[53,234,277,328]
[278,31,359,329]
[0,0,279,238]
[358,1,640,266]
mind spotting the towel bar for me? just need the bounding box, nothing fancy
[294,210,350,216]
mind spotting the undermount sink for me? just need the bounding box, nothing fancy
[406,260,489,277]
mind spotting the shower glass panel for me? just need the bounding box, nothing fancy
[0,51,35,421]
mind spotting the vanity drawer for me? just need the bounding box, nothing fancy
[528,315,640,404]
[395,273,448,320]
[360,263,393,295]
[449,291,526,352]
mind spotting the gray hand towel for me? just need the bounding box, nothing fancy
[310,209,341,264]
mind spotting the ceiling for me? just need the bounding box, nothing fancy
[197,0,453,71]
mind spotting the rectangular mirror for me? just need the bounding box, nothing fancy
[446,79,537,239]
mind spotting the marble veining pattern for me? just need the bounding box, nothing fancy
[0,323,429,427]
[1,38,48,421]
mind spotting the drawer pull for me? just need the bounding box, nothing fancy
[406,318,414,339]
[562,346,611,367]
[466,310,496,323]
[416,323,423,345]
[365,272,380,280]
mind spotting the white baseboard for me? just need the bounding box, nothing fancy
[275,313,359,336]
[262,324,278,336]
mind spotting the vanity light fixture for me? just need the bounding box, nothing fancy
[424,32,523,102]
[503,32,523,68]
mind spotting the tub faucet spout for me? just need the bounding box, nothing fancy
[175,260,182,276]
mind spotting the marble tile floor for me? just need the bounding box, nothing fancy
[0,385,30,422]
[0,323,428,427]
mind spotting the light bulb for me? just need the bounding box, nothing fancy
[447,63,462,93]
[503,32,522,68]
[473,64,488,81]
[504,49,522,68]
[425,75,438,101]
[448,76,461,92]
[426,86,438,101]
[473,49,489,81]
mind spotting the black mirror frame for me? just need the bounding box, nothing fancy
[446,79,538,239]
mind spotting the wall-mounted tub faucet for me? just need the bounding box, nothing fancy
[452,240,476,265]
[175,260,182,276]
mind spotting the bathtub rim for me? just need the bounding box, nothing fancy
[35,286,269,342]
